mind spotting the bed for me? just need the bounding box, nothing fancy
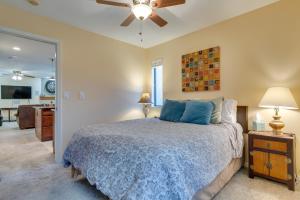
[64,106,248,200]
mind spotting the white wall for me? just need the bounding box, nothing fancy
[0,76,41,107]
[0,76,41,119]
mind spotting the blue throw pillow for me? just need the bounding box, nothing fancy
[180,101,213,125]
[197,97,223,124]
[159,100,186,122]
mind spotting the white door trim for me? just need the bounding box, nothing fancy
[0,26,63,163]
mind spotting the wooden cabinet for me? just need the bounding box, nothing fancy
[269,154,288,180]
[35,107,54,142]
[252,151,269,176]
[248,131,296,191]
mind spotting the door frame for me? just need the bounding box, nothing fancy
[0,26,63,163]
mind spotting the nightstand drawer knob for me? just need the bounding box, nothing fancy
[250,151,254,156]
[286,158,292,164]
[287,174,292,180]
[265,162,272,169]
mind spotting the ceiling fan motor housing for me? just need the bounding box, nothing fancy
[133,0,151,6]
[27,0,40,6]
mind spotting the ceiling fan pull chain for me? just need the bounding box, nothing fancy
[139,21,144,47]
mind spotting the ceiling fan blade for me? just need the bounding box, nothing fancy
[0,74,10,77]
[120,13,135,26]
[96,0,130,7]
[150,12,168,27]
[153,0,185,8]
[23,74,36,78]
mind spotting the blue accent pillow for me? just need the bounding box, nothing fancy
[159,100,186,122]
[180,101,214,125]
[197,97,223,124]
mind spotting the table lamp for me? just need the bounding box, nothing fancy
[259,87,298,135]
[138,93,152,118]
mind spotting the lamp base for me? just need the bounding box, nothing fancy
[269,115,285,135]
[142,104,150,118]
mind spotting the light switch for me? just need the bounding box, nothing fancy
[63,91,71,100]
[79,91,86,100]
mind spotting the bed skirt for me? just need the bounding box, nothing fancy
[193,158,243,200]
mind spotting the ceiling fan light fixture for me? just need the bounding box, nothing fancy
[12,75,17,81]
[12,75,22,81]
[132,4,152,20]
[12,71,23,81]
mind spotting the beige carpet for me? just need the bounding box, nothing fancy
[0,123,299,200]
[0,123,107,200]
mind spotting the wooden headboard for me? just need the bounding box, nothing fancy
[237,106,248,133]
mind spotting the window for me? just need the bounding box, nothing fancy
[151,61,163,107]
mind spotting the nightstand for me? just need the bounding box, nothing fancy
[248,131,296,191]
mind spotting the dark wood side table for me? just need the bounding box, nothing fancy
[34,106,54,142]
[248,131,296,191]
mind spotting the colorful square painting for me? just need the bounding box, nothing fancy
[182,47,220,92]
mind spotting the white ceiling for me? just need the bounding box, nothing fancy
[2,0,278,48]
[0,32,56,78]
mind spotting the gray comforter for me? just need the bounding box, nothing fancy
[64,118,243,200]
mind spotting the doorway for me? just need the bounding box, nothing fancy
[0,27,61,163]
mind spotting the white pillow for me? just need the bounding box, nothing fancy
[221,99,238,123]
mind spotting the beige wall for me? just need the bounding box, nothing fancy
[0,3,147,162]
[146,0,300,173]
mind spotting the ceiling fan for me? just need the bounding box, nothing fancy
[96,0,186,27]
[0,71,36,81]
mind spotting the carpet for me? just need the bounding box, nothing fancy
[0,123,299,200]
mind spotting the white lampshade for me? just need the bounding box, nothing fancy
[259,87,298,110]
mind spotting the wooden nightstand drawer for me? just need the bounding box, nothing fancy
[42,116,53,126]
[253,139,287,153]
